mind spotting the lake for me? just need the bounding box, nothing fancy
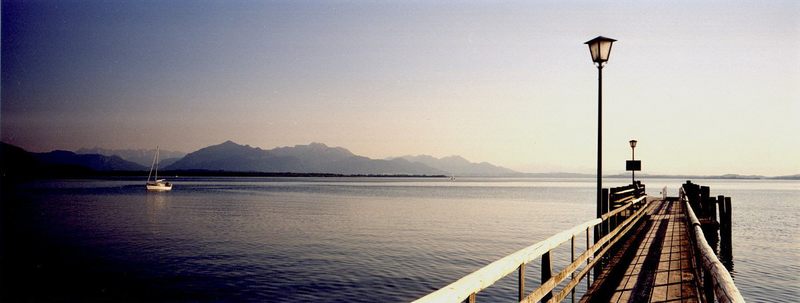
[1,177,797,302]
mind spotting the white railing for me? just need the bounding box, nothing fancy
[681,187,745,303]
[415,196,650,303]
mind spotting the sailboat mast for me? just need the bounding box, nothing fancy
[155,146,159,180]
[147,145,158,182]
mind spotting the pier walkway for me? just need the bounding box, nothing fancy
[414,181,744,303]
[581,199,698,303]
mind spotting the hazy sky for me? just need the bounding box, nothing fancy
[2,1,798,176]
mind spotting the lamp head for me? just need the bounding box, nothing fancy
[629,140,637,148]
[585,36,616,66]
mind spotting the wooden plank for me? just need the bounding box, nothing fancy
[578,213,654,303]
[581,199,706,303]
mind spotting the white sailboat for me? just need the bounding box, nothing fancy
[146,146,173,191]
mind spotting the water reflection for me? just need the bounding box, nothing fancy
[146,192,168,234]
[703,225,736,277]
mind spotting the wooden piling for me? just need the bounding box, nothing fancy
[709,197,718,224]
[700,186,710,217]
[684,181,700,214]
[722,197,733,258]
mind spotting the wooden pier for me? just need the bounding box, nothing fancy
[414,181,744,303]
[582,197,697,302]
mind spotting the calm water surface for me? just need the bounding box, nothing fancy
[1,177,797,302]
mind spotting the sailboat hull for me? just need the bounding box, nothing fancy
[146,182,172,191]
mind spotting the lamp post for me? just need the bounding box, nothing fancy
[629,140,637,184]
[585,36,616,216]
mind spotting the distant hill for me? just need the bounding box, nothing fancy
[395,155,518,176]
[1,142,147,179]
[165,141,447,175]
[1,142,40,179]
[76,147,185,167]
[165,141,302,172]
[35,150,147,171]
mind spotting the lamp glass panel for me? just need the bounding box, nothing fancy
[599,40,613,61]
[589,43,600,62]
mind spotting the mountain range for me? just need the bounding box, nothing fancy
[76,147,185,167]
[393,155,518,176]
[1,142,147,178]
[1,141,517,177]
[4,141,797,179]
[165,141,515,176]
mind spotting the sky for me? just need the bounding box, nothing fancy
[2,1,798,176]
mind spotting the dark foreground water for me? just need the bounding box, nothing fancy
[1,177,797,302]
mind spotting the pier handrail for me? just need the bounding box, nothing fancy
[415,196,650,303]
[681,188,745,303]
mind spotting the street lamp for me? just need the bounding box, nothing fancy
[585,36,616,215]
[629,140,637,184]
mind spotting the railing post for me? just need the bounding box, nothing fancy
[586,228,591,288]
[602,188,609,236]
[518,264,525,302]
[465,293,476,303]
[571,235,575,303]
[595,186,602,235]
[601,188,610,267]
[541,251,553,302]
[594,190,602,280]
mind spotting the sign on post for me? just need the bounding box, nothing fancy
[626,160,641,171]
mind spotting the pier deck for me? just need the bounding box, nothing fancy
[582,199,699,302]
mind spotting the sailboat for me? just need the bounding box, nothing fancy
[146,146,173,191]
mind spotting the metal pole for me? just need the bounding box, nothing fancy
[597,65,603,218]
[631,147,635,184]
